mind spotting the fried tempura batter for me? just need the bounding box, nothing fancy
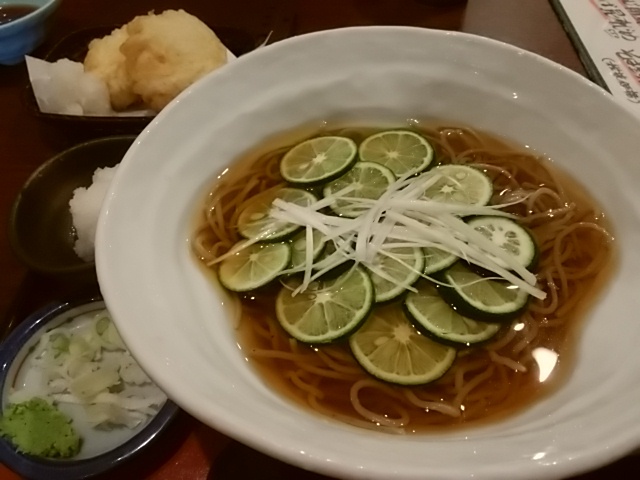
[83,9,227,112]
[84,26,139,110]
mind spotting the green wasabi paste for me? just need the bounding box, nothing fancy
[0,397,81,458]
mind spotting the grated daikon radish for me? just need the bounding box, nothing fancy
[69,165,119,262]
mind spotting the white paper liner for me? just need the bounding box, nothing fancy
[26,48,236,117]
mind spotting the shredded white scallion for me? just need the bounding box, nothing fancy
[268,172,547,300]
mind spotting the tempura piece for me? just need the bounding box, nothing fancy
[120,9,227,112]
[84,26,139,110]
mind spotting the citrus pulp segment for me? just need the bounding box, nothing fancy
[366,246,424,303]
[405,281,501,345]
[322,161,396,218]
[280,136,358,185]
[349,306,456,385]
[422,164,493,206]
[237,187,317,241]
[466,216,538,270]
[218,242,291,292]
[423,246,458,275]
[275,266,374,343]
[437,263,529,321]
[358,130,434,177]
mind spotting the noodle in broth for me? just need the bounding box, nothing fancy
[192,124,615,433]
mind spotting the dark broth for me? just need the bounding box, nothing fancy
[196,123,616,432]
[0,5,37,25]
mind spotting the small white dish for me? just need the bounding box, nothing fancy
[96,26,640,480]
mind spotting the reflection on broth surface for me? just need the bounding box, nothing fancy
[192,123,615,433]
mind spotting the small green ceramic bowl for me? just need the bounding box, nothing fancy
[8,136,135,281]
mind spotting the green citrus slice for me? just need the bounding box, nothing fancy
[290,228,326,269]
[423,246,458,275]
[422,164,493,206]
[405,281,501,345]
[366,246,424,303]
[237,187,317,241]
[358,130,434,177]
[466,216,538,270]
[349,305,456,385]
[218,242,291,292]
[322,161,396,218]
[275,266,374,343]
[437,263,529,322]
[280,136,358,185]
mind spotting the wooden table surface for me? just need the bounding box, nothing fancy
[0,0,637,478]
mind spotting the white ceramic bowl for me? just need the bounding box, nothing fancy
[96,27,640,479]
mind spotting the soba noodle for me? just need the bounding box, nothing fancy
[192,124,614,433]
